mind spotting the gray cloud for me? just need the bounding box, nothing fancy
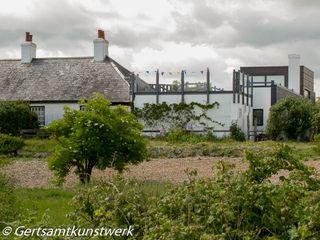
[0,0,319,94]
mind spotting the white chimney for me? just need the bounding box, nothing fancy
[21,32,36,64]
[93,30,109,62]
[288,54,300,94]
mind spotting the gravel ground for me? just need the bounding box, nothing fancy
[1,157,320,188]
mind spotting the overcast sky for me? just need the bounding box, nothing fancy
[0,0,319,93]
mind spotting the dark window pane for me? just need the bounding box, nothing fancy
[253,109,263,126]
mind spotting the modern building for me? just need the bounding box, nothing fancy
[240,54,315,132]
[132,55,315,138]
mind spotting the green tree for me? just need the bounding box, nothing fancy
[46,93,147,184]
[0,101,38,135]
[266,97,314,140]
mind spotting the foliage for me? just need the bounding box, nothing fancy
[0,134,25,156]
[148,142,242,158]
[313,133,320,142]
[266,97,314,141]
[0,174,17,230]
[36,128,50,139]
[229,122,246,141]
[165,130,218,143]
[0,101,38,135]
[71,145,320,239]
[46,93,147,184]
[134,102,221,132]
[312,99,320,137]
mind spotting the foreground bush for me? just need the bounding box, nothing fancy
[0,134,25,155]
[46,93,147,184]
[0,101,38,135]
[267,97,314,141]
[71,145,320,239]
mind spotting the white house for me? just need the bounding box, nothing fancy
[241,55,315,133]
[0,31,315,139]
[0,30,134,126]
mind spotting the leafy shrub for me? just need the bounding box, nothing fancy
[72,145,320,239]
[229,122,246,141]
[0,101,38,135]
[46,93,147,184]
[267,97,314,141]
[0,134,25,155]
[313,133,320,142]
[165,130,218,143]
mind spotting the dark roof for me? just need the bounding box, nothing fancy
[0,57,131,102]
[240,66,289,76]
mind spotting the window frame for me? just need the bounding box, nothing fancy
[253,109,263,126]
[31,106,45,126]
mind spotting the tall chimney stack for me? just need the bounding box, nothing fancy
[288,54,300,94]
[93,29,109,62]
[21,32,36,64]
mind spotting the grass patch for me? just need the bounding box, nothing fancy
[14,188,75,226]
[21,138,57,156]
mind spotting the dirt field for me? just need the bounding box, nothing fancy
[1,157,320,188]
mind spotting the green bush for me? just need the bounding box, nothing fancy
[71,145,320,239]
[313,133,320,142]
[229,122,246,141]
[0,134,25,155]
[267,97,314,141]
[46,93,147,184]
[166,130,218,143]
[0,101,38,135]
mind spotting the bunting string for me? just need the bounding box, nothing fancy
[135,70,208,76]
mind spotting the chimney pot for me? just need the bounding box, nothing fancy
[25,32,30,42]
[98,29,105,39]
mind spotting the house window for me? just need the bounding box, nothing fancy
[80,105,86,111]
[31,106,45,126]
[253,109,263,126]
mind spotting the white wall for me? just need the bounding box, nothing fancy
[134,93,252,138]
[30,103,80,125]
[252,87,271,131]
[134,95,157,108]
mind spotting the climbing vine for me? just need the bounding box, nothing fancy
[134,101,222,132]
